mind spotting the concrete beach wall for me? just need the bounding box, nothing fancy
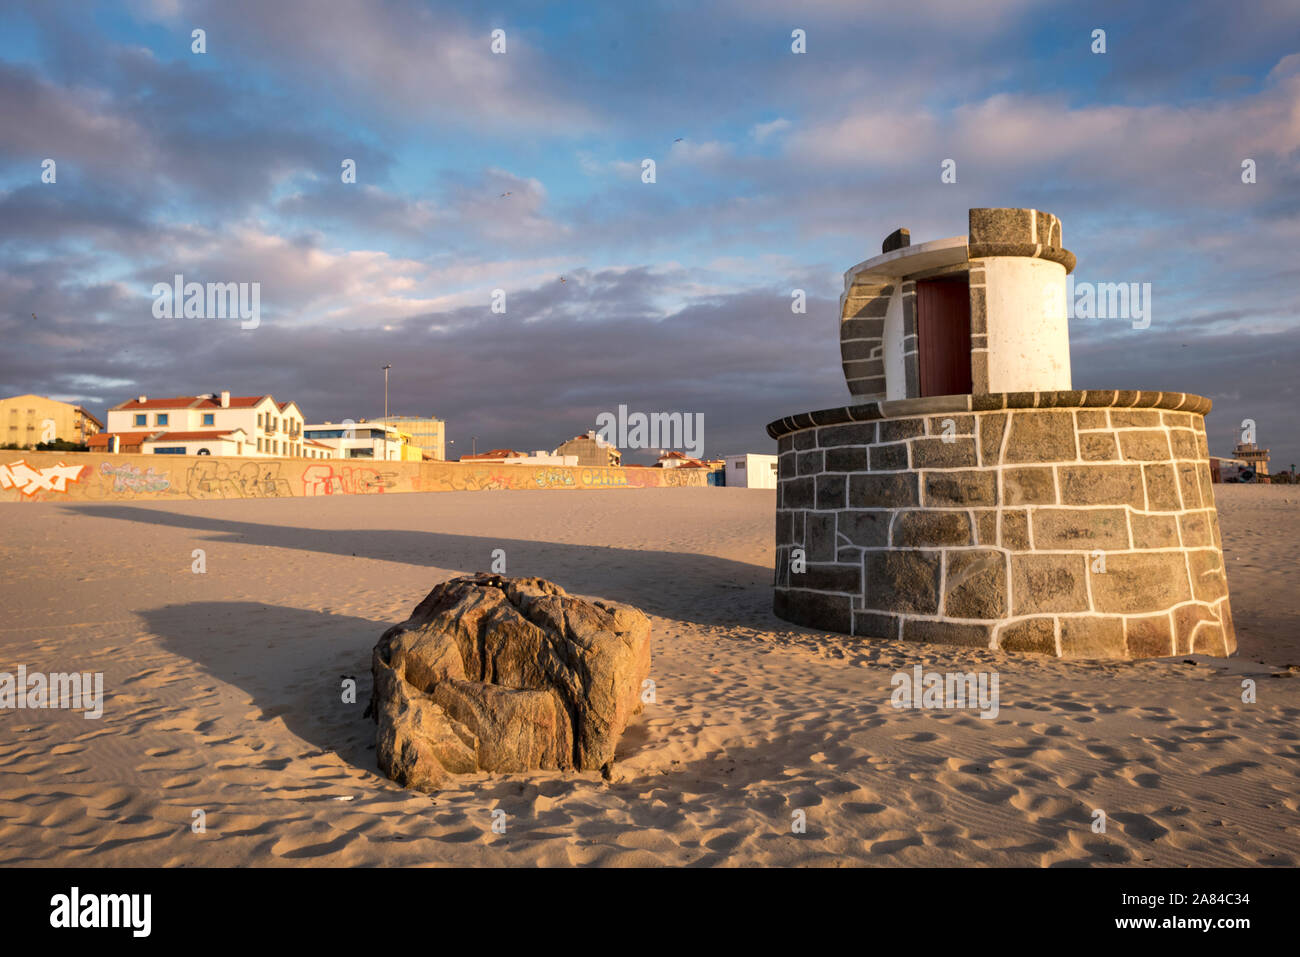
[0,451,712,503]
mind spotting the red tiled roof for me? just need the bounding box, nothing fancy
[143,430,246,443]
[460,449,524,460]
[110,395,274,411]
[195,395,270,409]
[88,430,161,448]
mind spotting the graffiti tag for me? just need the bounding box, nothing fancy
[301,464,399,496]
[533,468,576,488]
[0,460,88,497]
[100,462,171,494]
[581,467,629,488]
[186,460,291,499]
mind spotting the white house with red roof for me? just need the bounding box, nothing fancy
[97,391,337,458]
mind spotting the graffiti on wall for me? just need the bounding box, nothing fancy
[0,460,88,497]
[301,463,399,496]
[1,451,713,502]
[421,467,521,492]
[580,467,629,488]
[185,460,292,499]
[100,462,171,494]
[533,468,576,488]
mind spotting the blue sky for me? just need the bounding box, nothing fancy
[2,0,1299,465]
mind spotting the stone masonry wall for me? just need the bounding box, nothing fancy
[770,392,1234,659]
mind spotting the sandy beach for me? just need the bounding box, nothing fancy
[0,484,1296,867]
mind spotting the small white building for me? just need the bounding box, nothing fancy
[303,421,410,461]
[724,453,778,489]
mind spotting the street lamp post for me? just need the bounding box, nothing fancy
[382,364,391,461]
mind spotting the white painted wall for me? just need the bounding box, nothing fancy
[143,436,245,456]
[882,289,906,401]
[982,257,1072,393]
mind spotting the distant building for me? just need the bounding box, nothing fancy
[461,449,579,466]
[102,392,319,457]
[374,415,446,461]
[1209,456,1247,483]
[656,450,724,469]
[654,450,725,483]
[656,450,695,468]
[1,394,103,448]
[723,453,778,489]
[303,421,413,461]
[1232,441,1270,482]
[555,430,621,467]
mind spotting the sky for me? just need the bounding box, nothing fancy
[2,0,1298,466]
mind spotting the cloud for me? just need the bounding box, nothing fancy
[138,0,598,132]
[751,118,792,141]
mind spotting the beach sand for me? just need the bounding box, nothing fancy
[0,484,1297,866]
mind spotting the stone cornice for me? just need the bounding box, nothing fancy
[766,390,1213,439]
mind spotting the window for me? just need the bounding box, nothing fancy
[134,414,146,426]
[737,460,746,469]
[257,413,263,428]
[202,413,215,426]
[156,413,169,426]
[153,447,186,454]
[257,438,262,452]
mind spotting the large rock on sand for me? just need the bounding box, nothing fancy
[369,574,651,792]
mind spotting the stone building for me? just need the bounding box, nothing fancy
[767,209,1235,660]
[555,430,622,467]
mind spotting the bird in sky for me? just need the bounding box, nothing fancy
[500,191,512,198]
[674,137,683,142]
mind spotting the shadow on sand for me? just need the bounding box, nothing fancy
[66,503,775,629]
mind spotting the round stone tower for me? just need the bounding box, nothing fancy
[768,209,1235,659]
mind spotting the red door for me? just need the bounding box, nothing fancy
[916,278,972,396]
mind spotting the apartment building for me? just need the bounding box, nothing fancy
[373,415,446,460]
[0,394,103,448]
